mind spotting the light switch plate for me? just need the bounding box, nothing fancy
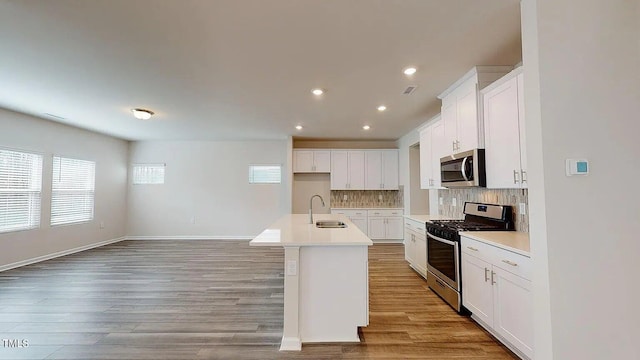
[439,197,443,205]
[452,198,457,207]
[343,194,348,201]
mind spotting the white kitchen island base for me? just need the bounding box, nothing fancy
[250,214,372,351]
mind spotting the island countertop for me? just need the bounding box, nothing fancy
[250,214,373,247]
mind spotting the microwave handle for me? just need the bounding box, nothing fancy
[461,156,470,181]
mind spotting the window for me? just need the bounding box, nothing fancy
[132,164,165,184]
[51,156,96,226]
[249,165,281,184]
[0,149,43,233]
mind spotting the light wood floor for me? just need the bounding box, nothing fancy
[0,240,517,359]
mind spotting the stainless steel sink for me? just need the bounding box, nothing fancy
[315,220,347,228]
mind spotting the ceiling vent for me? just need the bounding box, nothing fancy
[402,85,418,95]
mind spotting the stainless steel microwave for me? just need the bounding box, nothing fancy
[440,149,486,188]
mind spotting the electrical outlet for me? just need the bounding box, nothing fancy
[286,260,297,276]
[190,216,196,224]
[439,197,443,205]
[99,221,105,229]
[343,194,348,201]
[378,194,383,201]
[519,203,527,215]
[452,198,457,207]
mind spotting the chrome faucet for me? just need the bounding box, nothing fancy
[309,194,325,224]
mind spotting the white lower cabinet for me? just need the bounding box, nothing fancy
[367,209,403,241]
[403,219,427,277]
[461,236,533,359]
[330,209,368,234]
[331,209,402,241]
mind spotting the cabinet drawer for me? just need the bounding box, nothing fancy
[461,236,498,260]
[404,219,426,233]
[493,248,532,281]
[461,236,532,280]
[368,209,402,217]
[332,209,367,217]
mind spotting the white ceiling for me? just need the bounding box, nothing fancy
[0,0,522,141]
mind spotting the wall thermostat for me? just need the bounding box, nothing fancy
[566,159,589,176]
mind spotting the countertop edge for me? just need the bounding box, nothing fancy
[459,232,531,257]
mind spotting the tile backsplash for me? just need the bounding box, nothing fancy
[331,188,403,208]
[438,188,529,232]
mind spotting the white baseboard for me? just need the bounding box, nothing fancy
[0,236,127,273]
[126,235,253,240]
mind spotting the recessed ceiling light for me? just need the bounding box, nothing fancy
[295,125,303,130]
[131,108,154,120]
[403,67,417,76]
[377,105,387,112]
[363,125,371,130]
[311,88,324,96]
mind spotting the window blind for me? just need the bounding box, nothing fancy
[0,149,43,233]
[249,165,281,184]
[132,164,165,184]
[51,156,96,226]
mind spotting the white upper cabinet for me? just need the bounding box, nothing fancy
[419,117,444,189]
[331,150,365,190]
[438,66,512,156]
[482,68,527,188]
[293,149,331,173]
[365,150,399,190]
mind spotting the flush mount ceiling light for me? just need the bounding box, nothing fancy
[363,125,371,130]
[131,108,154,120]
[403,67,417,76]
[295,125,303,130]
[311,88,324,96]
[377,105,387,112]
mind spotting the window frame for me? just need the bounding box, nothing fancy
[0,147,43,234]
[132,163,166,185]
[248,164,282,184]
[50,155,96,227]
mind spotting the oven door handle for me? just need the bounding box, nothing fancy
[427,232,457,246]
[461,156,470,181]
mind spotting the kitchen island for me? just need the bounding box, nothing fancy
[250,214,373,351]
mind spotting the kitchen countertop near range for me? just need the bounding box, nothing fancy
[460,231,530,257]
[403,214,452,223]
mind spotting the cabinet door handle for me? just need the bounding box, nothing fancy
[513,170,520,184]
[467,246,478,252]
[484,268,490,282]
[502,259,518,267]
[521,170,527,183]
[491,271,496,285]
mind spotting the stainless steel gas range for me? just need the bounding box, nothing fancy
[426,202,514,313]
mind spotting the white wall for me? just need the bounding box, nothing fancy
[408,145,429,214]
[0,108,128,269]
[396,129,419,214]
[522,1,640,359]
[292,174,331,214]
[397,117,440,215]
[127,140,290,238]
